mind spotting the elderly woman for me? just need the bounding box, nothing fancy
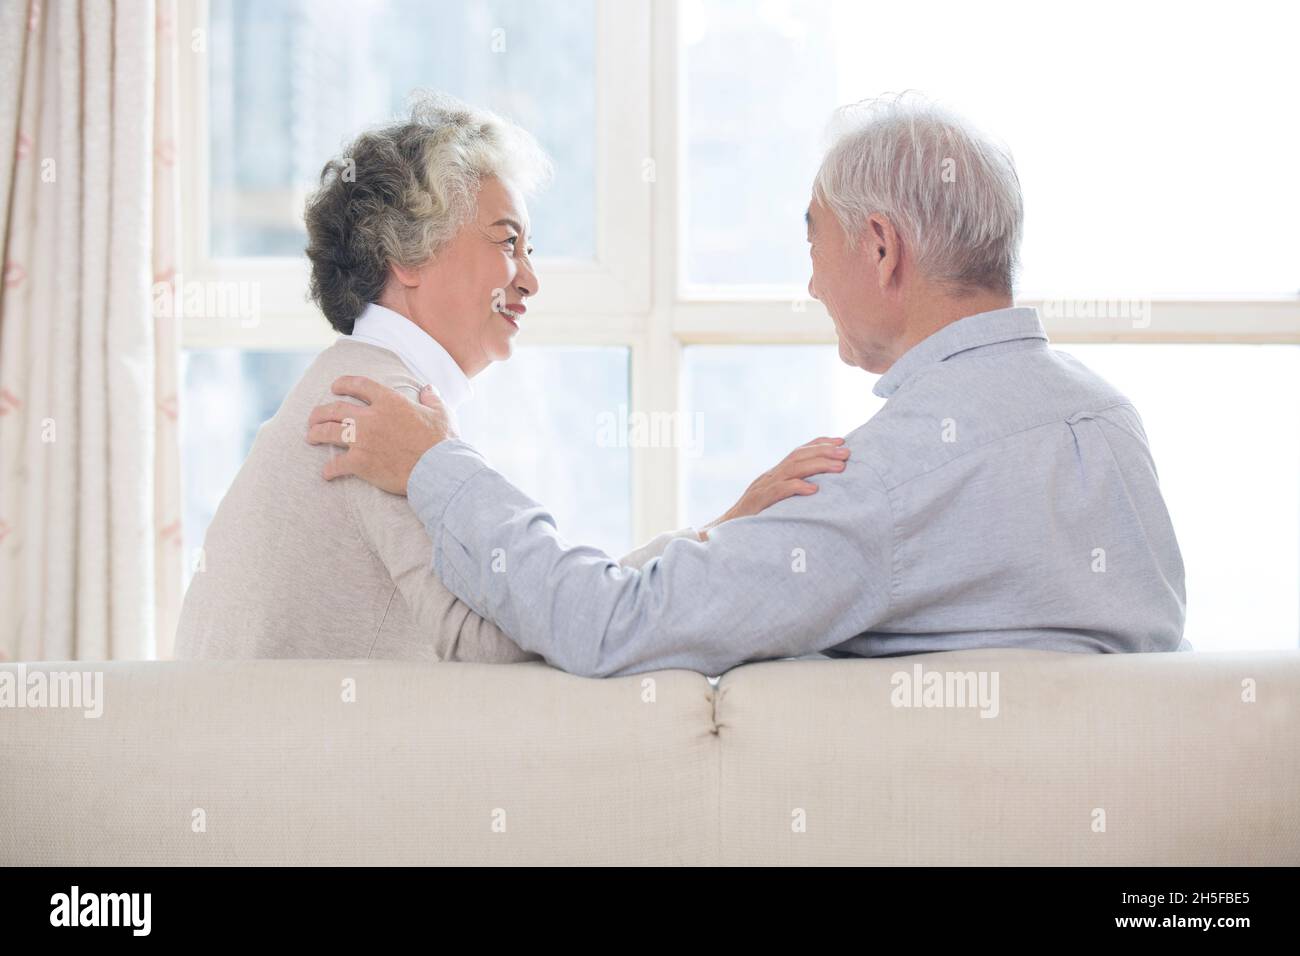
[175,92,850,661]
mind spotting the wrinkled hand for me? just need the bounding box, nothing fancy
[306,375,456,495]
[699,437,850,540]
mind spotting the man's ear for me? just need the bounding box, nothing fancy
[865,213,901,290]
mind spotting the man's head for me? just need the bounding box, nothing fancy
[806,93,1023,372]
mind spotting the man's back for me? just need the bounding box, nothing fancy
[833,308,1188,656]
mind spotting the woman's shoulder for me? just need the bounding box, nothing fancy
[313,338,424,396]
[261,339,419,415]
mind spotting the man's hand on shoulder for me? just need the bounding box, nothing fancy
[306,375,455,495]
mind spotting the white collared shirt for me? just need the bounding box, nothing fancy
[346,302,473,410]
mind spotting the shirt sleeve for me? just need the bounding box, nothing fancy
[616,527,701,569]
[344,476,540,664]
[333,388,539,665]
[407,438,895,677]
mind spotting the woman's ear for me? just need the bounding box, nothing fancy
[389,260,423,289]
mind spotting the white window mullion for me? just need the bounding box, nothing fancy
[629,334,682,542]
[670,299,1300,344]
[628,0,687,542]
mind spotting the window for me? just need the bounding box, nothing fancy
[682,0,1300,298]
[452,347,632,557]
[1058,344,1300,652]
[178,0,1299,651]
[207,0,595,260]
[180,0,648,571]
[680,345,883,527]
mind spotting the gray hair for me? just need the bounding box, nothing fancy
[813,92,1023,296]
[304,91,553,333]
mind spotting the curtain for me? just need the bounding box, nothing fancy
[0,0,182,661]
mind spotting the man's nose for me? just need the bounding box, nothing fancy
[807,275,819,301]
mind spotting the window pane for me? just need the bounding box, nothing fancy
[182,346,631,592]
[1058,344,1300,652]
[680,345,883,525]
[209,0,595,258]
[454,347,632,557]
[683,0,1300,297]
[681,343,1300,652]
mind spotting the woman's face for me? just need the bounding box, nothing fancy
[392,176,539,377]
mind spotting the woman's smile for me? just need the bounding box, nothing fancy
[496,301,526,331]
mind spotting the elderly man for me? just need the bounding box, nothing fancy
[307,94,1188,677]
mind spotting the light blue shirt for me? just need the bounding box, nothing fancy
[408,307,1189,677]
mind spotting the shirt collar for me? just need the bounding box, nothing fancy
[871,306,1048,399]
[346,302,473,409]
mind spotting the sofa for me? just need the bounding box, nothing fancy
[2,647,1297,865]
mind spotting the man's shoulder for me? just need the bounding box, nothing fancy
[847,345,1136,488]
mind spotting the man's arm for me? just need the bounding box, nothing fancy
[344,473,541,664]
[304,375,881,677]
[616,527,701,569]
[407,439,894,677]
[348,449,688,656]
[326,385,539,664]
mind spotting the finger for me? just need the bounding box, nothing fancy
[308,401,361,427]
[753,478,822,510]
[782,456,848,480]
[321,451,358,481]
[418,384,445,410]
[306,422,350,448]
[785,444,850,465]
[801,436,845,448]
[331,375,387,405]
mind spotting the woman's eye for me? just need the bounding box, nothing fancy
[502,236,518,247]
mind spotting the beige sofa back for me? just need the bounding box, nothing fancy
[2,649,1297,865]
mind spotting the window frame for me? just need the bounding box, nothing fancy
[176,0,652,347]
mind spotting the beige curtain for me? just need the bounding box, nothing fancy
[0,0,182,662]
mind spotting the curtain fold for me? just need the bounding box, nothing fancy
[0,0,182,661]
